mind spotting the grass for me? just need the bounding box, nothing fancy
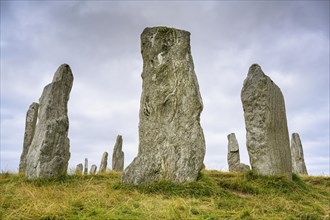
[0,170,329,219]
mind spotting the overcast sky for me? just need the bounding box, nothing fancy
[1,1,329,175]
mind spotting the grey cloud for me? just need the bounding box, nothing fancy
[1,1,328,175]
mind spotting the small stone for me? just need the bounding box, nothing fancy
[122,26,205,184]
[25,64,73,179]
[84,158,88,175]
[112,135,124,171]
[235,164,251,172]
[227,133,240,171]
[99,152,108,173]
[227,133,250,172]
[19,102,39,173]
[75,163,83,175]
[291,133,308,175]
[241,64,292,179]
[90,164,97,174]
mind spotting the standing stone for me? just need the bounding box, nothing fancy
[90,164,97,174]
[99,152,108,173]
[75,163,83,175]
[227,133,250,172]
[25,64,73,179]
[112,135,124,171]
[291,133,308,175]
[84,158,88,175]
[19,102,39,173]
[241,64,292,179]
[122,26,206,184]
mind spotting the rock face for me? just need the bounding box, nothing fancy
[75,163,83,175]
[90,164,97,174]
[84,158,88,175]
[241,64,292,179]
[19,102,39,173]
[25,64,73,179]
[112,135,124,171]
[227,133,250,172]
[99,152,108,173]
[122,27,206,184]
[291,133,308,175]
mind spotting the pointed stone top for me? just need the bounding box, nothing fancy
[248,64,263,75]
[227,133,236,139]
[52,64,73,83]
[292,132,299,137]
[115,135,123,150]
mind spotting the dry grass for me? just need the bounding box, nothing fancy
[0,170,329,219]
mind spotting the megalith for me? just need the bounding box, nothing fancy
[291,133,308,175]
[112,135,124,171]
[25,64,73,179]
[99,152,108,173]
[241,64,292,179]
[19,102,39,173]
[84,158,88,175]
[90,164,97,174]
[227,133,250,172]
[122,26,206,184]
[75,163,83,175]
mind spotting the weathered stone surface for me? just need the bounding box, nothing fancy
[235,164,251,172]
[227,133,250,172]
[90,164,97,174]
[75,163,83,175]
[227,133,240,171]
[99,152,108,173]
[241,64,292,179]
[291,133,308,175]
[112,135,124,171]
[84,158,88,175]
[122,27,206,184]
[19,102,39,173]
[25,64,73,179]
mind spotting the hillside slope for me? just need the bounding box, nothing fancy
[0,170,329,219]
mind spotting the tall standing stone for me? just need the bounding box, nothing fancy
[84,158,88,175]
[122,26,206,184]
[291,133,308,175]
[19,102,39,173]
[227,133,250,172]
[25,64,73,179]
[112,135,124,171]
[99,152,108,173]
[241,64,292,179]
[90,164,97,174]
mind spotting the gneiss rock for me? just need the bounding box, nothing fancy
[75,163,83,175]
[112,135,124,171]
[25,64,73,179]
[241,64,292,179]
[227,133,250,172]
[99,152,108,173]
[122,27,206,184]
[90,164,97,174]
[19,102,39,173]
[291,133,308,175]
[84,158,88,175]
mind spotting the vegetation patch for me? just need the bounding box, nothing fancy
[0,170,329,219]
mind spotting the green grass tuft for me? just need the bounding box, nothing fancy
[113,172,223,198]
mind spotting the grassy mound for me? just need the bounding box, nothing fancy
[0,170,329,219]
